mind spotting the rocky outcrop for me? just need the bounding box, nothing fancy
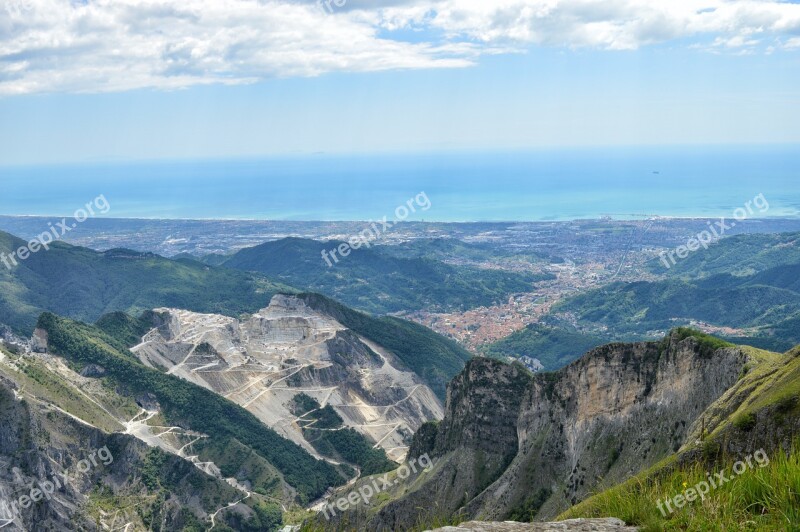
[428,519,638,531]
[131,294,444,462]
[361,332,751,529]
[29,328,47,354]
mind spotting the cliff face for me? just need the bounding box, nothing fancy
[0,375,244,531]
[131,294,444,462]
[365,333,751,529]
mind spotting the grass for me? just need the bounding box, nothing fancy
[560,441,800,531]
[694,346,800,444]
[671,328,735,356]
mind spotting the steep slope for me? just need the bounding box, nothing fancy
[325,331,761,530]
[220,237,550,315]
[562,345,800,530]
[127,294,444,463]
[0,229,294,334]
[33,312,349,505]
[0,341,285,531]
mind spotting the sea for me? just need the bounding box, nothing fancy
[0,146,798,221]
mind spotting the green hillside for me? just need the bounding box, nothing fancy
[220,237,551,314]
[649,231,800,278]
[481,324,609,371]
[291,394,395,477]
[553,269,800,350]
[376,237,557,264]
[0,230,295,334]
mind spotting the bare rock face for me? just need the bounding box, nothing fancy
[428,519,638,531]
[30,328,48,353]
[365,333,750,529]
[131,294,444,462]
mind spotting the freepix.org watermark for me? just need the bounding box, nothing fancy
[659,193,769,270]
[0,446,114,526]
[321,453,434,520]
[0,194,111,271]
[318,0,346,14]
[656,448,769,517]
[321,192,431,267]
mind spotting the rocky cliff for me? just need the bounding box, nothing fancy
[345,331,753,529]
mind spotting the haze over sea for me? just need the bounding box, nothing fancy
[1,146,798,222]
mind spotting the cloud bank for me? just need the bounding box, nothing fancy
[1,0,799,95]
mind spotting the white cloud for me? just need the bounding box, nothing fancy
[1,0,800,95]
[378,0,800,50]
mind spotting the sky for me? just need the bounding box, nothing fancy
[0,0,799,165]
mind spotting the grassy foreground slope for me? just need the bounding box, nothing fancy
[562,441,800,531]
[561,344,800,530]
[37,312,347,503]
[0,229,294,334]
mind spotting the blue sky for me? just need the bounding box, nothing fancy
[1,0,799,165]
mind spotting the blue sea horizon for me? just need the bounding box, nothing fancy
[1,146,798,222]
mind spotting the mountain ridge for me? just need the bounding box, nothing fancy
[319,331,793,530]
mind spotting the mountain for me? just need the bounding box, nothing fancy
[540,231,800,352]
[318,330,800,530]
[553,258,800,351]
[0,370,276,530]
[648,231,800,278]
[34,312,350,503]
[120,294,444,464]
[375,238,558,264]
[294,293,473,398]
[0,230,294,335]
[0,290,472,529]
[554,276,800,332]
[219,237,553,315]
[0,324,305,530]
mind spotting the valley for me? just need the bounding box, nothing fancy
[1,221,799,531]
[5,217,800,368]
